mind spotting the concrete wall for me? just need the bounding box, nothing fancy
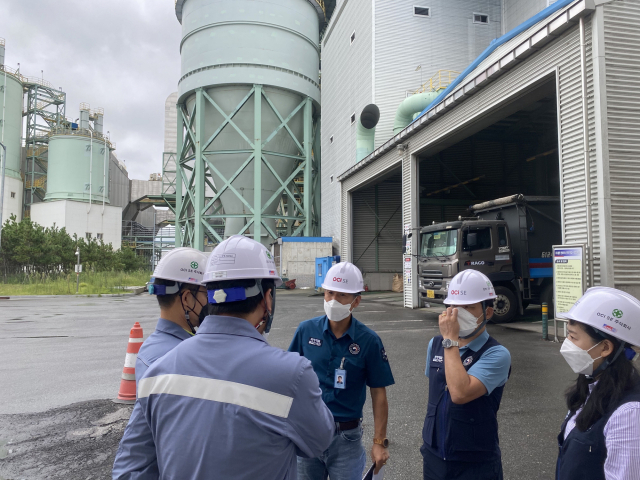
[1,176,23,225]
[31,200,123,250]
[363,272,396,291]
[279,241,332,288]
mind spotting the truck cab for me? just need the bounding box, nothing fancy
[416,195,561,324]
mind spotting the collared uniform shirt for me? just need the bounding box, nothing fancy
[425,330,511,395]
[564,381,640,479]
[113,315,335,480]
[289,315,395,422]
[135,318,193,388]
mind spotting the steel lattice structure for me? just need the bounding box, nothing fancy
[171,85,320,250]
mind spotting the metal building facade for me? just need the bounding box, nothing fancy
[322,0,503,252]
[338,0,640,305]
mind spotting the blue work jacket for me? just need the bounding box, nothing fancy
[113,315,335,480]
[135,318,193,389]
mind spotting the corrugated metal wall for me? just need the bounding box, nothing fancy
[603,0,640,290]
[321,0,373,250]
[324,0,501,248]
[351,178,402,272]
[108,153,130,208]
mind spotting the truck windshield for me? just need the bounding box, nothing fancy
[420,230,458,257]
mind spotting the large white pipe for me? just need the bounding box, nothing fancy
[87,129,93,213]
[102,139,107,215]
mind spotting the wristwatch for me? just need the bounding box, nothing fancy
[373,438,389,448]
[442,338,460,349]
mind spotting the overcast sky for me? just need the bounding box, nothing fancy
[0,0,181,180]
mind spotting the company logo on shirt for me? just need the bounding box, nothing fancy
[349,343,360,355]
[381,348,388,362]
[433,355,443,363]
[308,337,322,347]
[463,357,474,366]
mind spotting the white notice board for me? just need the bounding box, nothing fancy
[552,245,586,319]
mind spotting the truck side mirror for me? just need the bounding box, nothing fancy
[467,232,478,249]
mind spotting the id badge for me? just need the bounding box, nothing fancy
[334,369,346,389]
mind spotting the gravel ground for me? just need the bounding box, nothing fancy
[0,400,133,480]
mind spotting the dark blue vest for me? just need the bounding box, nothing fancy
[422,335,508,463]
[556,375,640,480]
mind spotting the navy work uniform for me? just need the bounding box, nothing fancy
[135,318,193,388]
[113,315,335,479]
[289,315,395,478]
[422,331,511,480]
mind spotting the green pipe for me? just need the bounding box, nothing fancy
[393,92,440,135]
[356,104,380,162]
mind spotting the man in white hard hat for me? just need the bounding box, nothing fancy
[136,247,210,385]
[290,261,395,479]
[422,269,511,480]
[113,235,334,480]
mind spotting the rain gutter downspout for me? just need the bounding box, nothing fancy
[87,130,93,213]
[580,16,595,287]
[394,92,440,135]
[356,104,380,162]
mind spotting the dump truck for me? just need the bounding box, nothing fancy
[414,194,562,323]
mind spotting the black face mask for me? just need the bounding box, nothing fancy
[182,289,208,334]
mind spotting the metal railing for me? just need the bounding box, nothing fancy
[414,69,461,95]
[48,126,115,149]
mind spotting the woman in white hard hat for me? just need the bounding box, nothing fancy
[422,269,511,480]
[556,287,640,480]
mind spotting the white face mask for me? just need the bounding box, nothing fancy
[456,307,483,337]
[324,299,355,322]
[560,338,603,375]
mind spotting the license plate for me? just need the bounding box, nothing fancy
[427,289,435,299]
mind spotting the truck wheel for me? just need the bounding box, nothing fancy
[491,286,518,324]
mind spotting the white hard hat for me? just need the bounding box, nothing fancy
[558,287,640,347]
[203,235,283,286]
[148,247,208,295]
[322,262,364,294]
[444,269,496,305]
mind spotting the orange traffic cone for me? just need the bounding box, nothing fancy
[114,322,143,404]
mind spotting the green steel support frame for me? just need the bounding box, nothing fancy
[172,85,320,249]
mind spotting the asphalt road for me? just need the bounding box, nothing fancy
[0,291,575,479]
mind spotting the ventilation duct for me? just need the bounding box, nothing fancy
[356,104,380,162]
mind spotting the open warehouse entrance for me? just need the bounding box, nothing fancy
[350,170,403,291]
[418,78,560,224]
[414,77,562,319]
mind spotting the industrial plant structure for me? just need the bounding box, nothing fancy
[169,0,327,249]
[326,0,640,305]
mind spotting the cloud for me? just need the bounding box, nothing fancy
[0,0,181,180]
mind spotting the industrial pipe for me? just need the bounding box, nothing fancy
[579,16,595,287]
[393,91,439,135]
[87,130,93,213]
[102,139,107,215]
[356,104,380,162]
[0,142,6,250]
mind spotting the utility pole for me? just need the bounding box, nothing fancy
[0,141,6,251]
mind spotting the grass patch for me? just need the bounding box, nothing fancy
[0,270,151,296]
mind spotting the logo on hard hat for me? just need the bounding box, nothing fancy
[266,251,273,260]
[603,323,617,333]
[613,309,623,319]
[191,261,199,269]
[333,277,348,284]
